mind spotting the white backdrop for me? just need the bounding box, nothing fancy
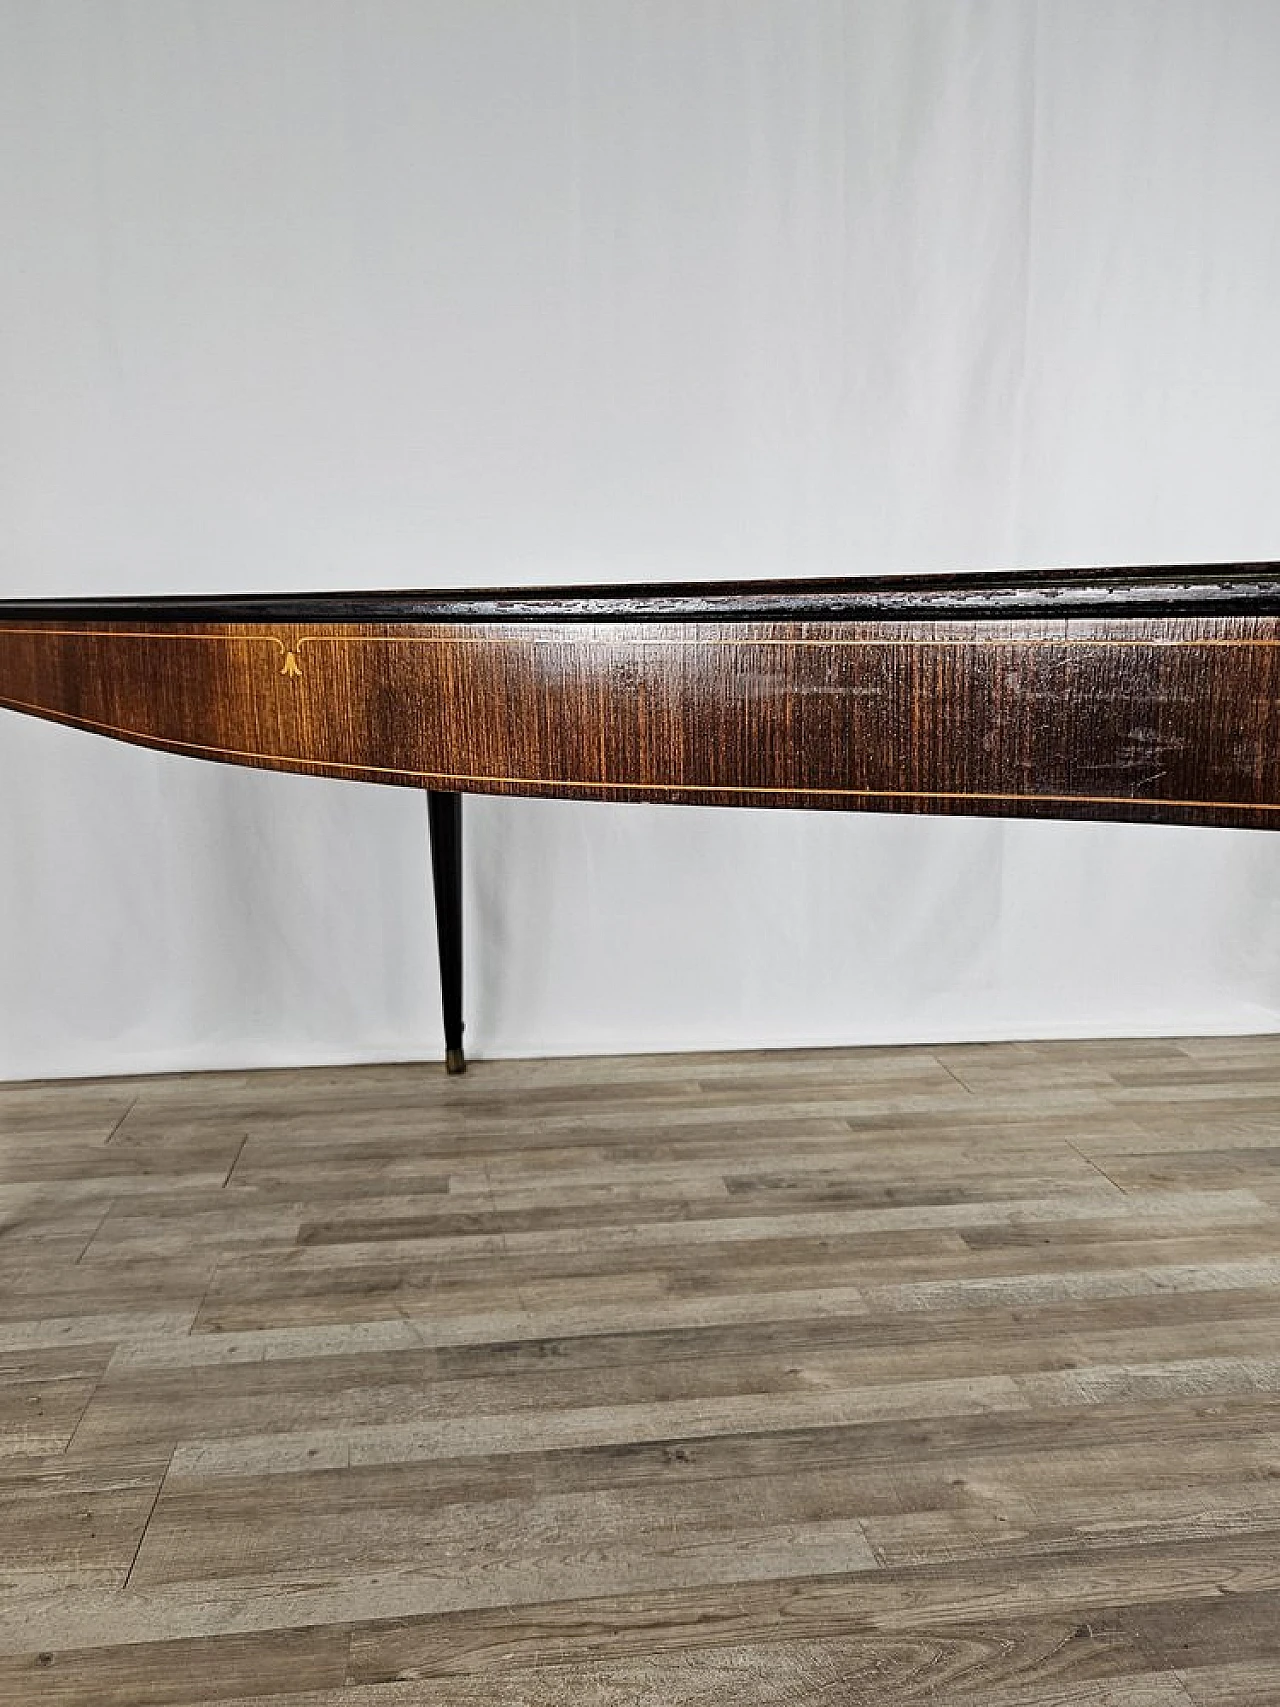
[4,0,1280,1080]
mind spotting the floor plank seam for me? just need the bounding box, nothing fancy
[101,1097,139,1147]
[119,1450,173,1592]
[72,1197,118,1264]
[1063,1136,1133,1196]
[220,1133,250,1190]
[932,1053,978,1096]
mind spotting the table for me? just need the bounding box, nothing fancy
[5,564,1280,1071]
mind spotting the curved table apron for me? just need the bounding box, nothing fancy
[5,565,1280,1071]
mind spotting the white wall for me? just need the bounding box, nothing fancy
[3,0,1280,1078]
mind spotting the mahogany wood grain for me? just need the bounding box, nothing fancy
[4,589,1280,828]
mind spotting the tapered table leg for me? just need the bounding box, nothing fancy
[426,790,465,1073]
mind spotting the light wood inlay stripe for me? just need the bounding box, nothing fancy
[6,692,1280,816]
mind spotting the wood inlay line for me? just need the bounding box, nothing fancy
[6,624,1280,653]
[0,627,292,652]
[2,691,1276,816]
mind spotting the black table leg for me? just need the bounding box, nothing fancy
[427,790,465,1073]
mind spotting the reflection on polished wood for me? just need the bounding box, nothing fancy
[1,1037,1279,1702]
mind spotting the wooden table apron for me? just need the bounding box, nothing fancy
[5,568,1280,1068]
[4,613,1280,826]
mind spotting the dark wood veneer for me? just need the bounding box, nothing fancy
[4,567,1280,830]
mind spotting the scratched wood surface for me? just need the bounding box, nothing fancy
[2,1036,1280,1704]
[6,614,1280,827]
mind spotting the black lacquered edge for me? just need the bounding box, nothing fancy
[4,563,1280,624]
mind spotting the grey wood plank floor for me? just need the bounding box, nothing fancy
[2,1036,1280,1705]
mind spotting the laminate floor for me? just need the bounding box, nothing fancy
[2,1036,1280,1705]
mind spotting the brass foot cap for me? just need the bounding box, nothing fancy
[445,1048,467,1075]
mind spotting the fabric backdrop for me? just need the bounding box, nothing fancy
[3,0,1280,1079]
